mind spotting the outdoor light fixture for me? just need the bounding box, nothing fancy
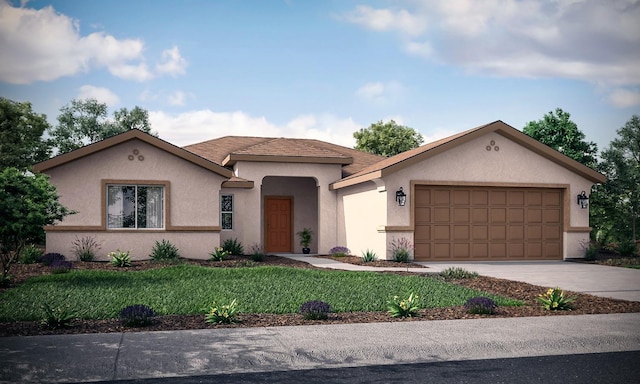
[577,191,589,209]
[396,187,407,207]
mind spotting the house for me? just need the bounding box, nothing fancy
[33,120,606,261]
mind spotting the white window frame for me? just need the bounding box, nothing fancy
[106,184,165,230]
[221,194,233,230]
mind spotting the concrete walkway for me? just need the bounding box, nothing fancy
[2,313,639,383]
[282,255,640,302]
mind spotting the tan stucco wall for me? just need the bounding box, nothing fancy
[348,131,598,260]
[338,181,387,258]
[230,161,342,254]
[43,139,226,260]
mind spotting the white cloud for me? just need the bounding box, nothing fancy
[608,88,640,108]
[0,1,184,84]
[156,46,188,77]
[356,81,405,104]
[356,82,385,100]
[342,0,640,88]
[149,110,359,148]
[77,85,120,106]
[167,91,187,106]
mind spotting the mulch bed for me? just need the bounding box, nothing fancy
[2,255,639,337]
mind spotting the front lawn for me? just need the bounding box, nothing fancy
[0,265,521,322]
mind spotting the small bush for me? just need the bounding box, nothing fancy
[536,287,576,311]
[71,236,102,262]
[204,299,239,324]
[387,293,420,318]
[109,250,131,267]
[119,304,157,327]
[222,238,244,255]
[150,239,180,261]
[41,303,76,329]
[249,244,265,262]
[584,243,600,261]
[209,247,228,261]
[464,297,497,315]
[329,246,350,257]
[440,267,479,280]
[299,300,332,320]
[49,259,74,274]
[617,240,638,257]
[389,237,413,262]
[361,249,377,263]
[19,244,43,264]
[39,252,65,266]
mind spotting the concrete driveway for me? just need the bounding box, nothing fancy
[422,261,640,302]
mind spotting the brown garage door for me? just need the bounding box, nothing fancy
[414,186,563,261]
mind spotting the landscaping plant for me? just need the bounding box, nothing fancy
[361,249,377,263]
[389,237,413,262]
[249,244,265,262]
[387,293,420,318]
[204,299,239,324]
[209,247,228,261]
[71,235,102,261]
[41,303,76,329]
[329,246,350,257]
[150,239,180,262]
[39,252,65,266]
[299,300,332,320]
[440,267,479,280]
[464,297,497,315]
[49,259,73,274]
[19,244,43,264]
[119,304,157,327]
[109,250,131,267]
[617,240,638,257]
[222,238,244,256]
[536,287,576,310]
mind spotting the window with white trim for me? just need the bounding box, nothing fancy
[221,194,233,230]
[107,185,164,229]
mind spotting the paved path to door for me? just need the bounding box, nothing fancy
[281,255,640,302]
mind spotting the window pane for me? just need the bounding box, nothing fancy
[138,186,163,228]
[108,185,163,229]
[108,186,135,228]
[221,212,233,230]
[221,195,233,212]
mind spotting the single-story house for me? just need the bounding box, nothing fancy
[33,120,606,261]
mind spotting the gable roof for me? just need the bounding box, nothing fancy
[33,129,234,178]
[330,120,606,190]
[184,136,385,177]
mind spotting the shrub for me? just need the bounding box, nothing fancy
[150,239,180,261]
[440,267,479,280]
[109,250,131,267]
[617,240,638,257]
[119,304,157,327]
[204,299,239,324]
[536,287,576,311]
[19,244,43,264]
[39,252,65,266]
[49,259,73,274]
[71,236,102,262]
[299,300,332,320]
[41,303,76,329]
[329,246,350,257]
[361,249,377,263]
[584,243,600,261]
[249,244,265,262]
[389,237,413,262]
[222,238,244,255]
[464,297,497,315]
[209,247,228,261]
[387,293,420,318]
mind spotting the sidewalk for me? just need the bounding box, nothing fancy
[2,313,639,383]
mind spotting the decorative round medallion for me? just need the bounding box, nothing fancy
[486,146,492,151]
[490,140,495,146]
[494,146,499,152]
[133,149,139,155]
[128,155,134,161]
[138,155,144,161]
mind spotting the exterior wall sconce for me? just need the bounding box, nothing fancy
[577,191,589,209]
[396,187,407,207]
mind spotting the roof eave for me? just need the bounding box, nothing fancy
[223,154,353,167]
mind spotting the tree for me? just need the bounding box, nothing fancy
[0,167,72,282]
[523,108,598,168]
[0,97,52,171]
[48,99,155,155]
[354,120,424,157]
[591,115,640,245]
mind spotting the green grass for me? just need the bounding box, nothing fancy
[0,265,522,322]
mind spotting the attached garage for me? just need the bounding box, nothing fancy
[414,185,563,261]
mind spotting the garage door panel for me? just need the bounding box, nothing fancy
[414,186,563,261]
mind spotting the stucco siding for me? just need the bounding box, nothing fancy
[340,182,387,259]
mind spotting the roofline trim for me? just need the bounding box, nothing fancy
[223,154,353,167]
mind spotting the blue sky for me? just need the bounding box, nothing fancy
[1,0,639,152]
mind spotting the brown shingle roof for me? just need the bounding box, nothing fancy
[184,136,384,177]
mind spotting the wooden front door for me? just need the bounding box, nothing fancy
[265,197,292,253]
